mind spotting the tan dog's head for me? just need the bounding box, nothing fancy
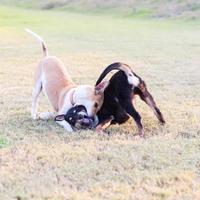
[73,81,109,117]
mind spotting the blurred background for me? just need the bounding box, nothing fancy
[0,0,199,19]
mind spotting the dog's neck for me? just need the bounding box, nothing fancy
[58,85,77,110]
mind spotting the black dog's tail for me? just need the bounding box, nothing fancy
[95,62,140,86]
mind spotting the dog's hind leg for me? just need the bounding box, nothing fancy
[134,87,165,124]
[31,80,42,119]
[124,100,144,137]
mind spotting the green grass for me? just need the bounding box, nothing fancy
[0,5,200,200]
[0,136,9,148]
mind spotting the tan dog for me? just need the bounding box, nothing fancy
[26,29,108,132]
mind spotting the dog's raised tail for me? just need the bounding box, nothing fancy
[25,28,48,57]
[95,62,140,86]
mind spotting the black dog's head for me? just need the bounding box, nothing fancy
[55,105,95,130]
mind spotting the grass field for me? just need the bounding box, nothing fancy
[1,0,200,19]
[0,5,200,200]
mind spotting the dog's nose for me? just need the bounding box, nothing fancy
[78,114,88,120]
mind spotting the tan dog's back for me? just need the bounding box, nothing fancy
[37,56,75,111]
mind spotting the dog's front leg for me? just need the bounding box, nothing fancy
[124,100,144,137]
[39,112,55,120]
[96,116,114,133]
[56,120,73,132]
[56,104,73,132]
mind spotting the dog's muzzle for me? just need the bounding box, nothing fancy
[78,113,93,127]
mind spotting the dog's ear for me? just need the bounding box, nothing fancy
[55,115,65,121]
[95,81,109,95]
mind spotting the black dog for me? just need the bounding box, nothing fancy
[61,62,165,136]
[55,105,94,130]
[95,62,165,137]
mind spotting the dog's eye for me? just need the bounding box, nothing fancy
[94,102,98,108]
[129,73,133,76]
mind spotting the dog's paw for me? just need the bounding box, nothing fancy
[63,124,73,132]
[31,113,38,120]
[137,129,145,139]
[65,127,73,132]
[56,120,74,132]
[39,112,54,120]
[95,126,106,134]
